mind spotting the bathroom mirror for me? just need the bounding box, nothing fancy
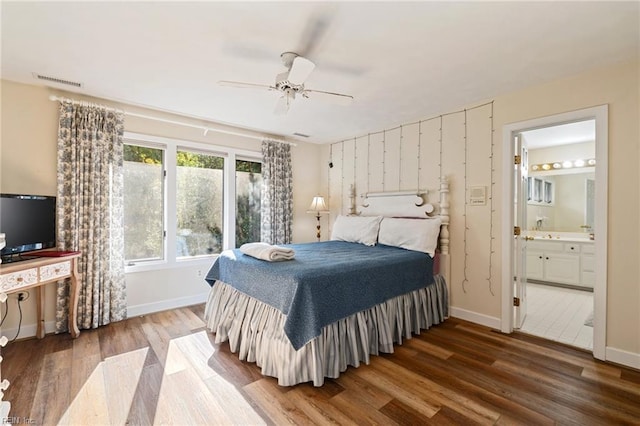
[527,171,595,232]
[522,119,596,234]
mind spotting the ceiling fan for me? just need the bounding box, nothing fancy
[218,51,354,115]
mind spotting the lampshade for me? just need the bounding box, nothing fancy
[307,196,329,213]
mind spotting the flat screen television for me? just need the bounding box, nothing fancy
[0,193,56,261]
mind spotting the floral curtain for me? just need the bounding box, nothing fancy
[260,140,293,244]
[55,100,126,332]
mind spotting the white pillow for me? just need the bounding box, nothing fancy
[378,217,442,257]
[330,215,383,246]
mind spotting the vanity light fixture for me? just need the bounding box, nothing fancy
[530,158,596,172]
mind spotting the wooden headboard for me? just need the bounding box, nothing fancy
[347,177,451,303]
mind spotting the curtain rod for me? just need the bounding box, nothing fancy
[48,95,296,146]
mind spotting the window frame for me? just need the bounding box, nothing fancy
[123,132,261,273]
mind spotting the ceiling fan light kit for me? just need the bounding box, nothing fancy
[219,51,353,115]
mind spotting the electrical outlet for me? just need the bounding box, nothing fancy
[16,291,29,302]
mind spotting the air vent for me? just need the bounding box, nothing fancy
[32,73,83,88]
[292,132,310,138]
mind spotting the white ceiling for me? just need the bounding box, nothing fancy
[2,1,638,144]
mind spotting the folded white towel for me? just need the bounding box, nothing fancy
[239,242,295,262]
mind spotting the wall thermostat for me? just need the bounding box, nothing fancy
[470,186,487,205]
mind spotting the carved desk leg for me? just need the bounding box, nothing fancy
[36,286,45,339]
[68,258,81,338]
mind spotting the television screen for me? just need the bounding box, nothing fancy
[0,194,56,259]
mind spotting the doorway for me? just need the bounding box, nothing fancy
[501,106,608,361]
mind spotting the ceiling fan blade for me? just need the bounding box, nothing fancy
[303,89,353,105]
[297,7,336,57]
[287,56,315,85]
[218,80,276,90]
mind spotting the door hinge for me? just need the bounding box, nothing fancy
[513,297,520,307]
[514,155,522,165]
[514,226,521,236]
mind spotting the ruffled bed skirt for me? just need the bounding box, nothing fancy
[204,275,448,386]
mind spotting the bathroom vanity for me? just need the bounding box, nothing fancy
[526,236,594,290]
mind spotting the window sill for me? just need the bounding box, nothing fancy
[125,255,218,274]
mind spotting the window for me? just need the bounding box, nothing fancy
[177,150,224,258]
[527,176,554,205]
[235,159,262,247]
[123,133,261,269]
[124,144,165,262]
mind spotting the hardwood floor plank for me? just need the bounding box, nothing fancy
[415,351,604,425]
[170,330,218,381]
[1,338,45,417]
[391,345,556,425]
[98,316,148,360]
[102,347,150,425]
[434,322,587,379]
[621,367,640,384]
[243,378,313,425]
[493,358,640,424]
[125,362,164,426]
[403,335,454,360]
[369,355,501,424]
[378,398,432,426]
[354,363,442,419]
[457,323,621,375]
[30,345,73,425]
[173,306,207,331]
[202,375,267,425]
[288,384,359,425]
[329,390,400,425]
[333,370,394,409]
[58,357,110,426]
[139,315,173,368]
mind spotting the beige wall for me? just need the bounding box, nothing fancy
[0,79,321,337]
[321,60,639,359]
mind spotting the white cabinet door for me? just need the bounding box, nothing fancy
[526,250,544,280]
[544,253,580,285]
[580,253,596,288]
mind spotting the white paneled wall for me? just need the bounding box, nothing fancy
[322,103,497,307]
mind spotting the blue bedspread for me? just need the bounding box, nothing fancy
[205,240,435,350]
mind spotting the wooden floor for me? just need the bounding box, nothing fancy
[3,305,640,425]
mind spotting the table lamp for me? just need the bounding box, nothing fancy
[306,196,329,241]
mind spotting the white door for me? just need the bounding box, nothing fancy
[513,133,528,329]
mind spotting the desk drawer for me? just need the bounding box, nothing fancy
[0,268,38,292]
[40,261,71,281]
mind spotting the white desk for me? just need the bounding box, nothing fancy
[0,254,81,338]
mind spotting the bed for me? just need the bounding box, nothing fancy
[204,179,451,386]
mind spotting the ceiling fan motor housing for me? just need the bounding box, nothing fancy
[280,52,299,68]
[275,71,302,97]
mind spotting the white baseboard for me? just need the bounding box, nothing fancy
[126,292,209,318]
[450,306,501,330]
[1,320,56,341]
[1,293,210,340]
[606,346,640,370]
